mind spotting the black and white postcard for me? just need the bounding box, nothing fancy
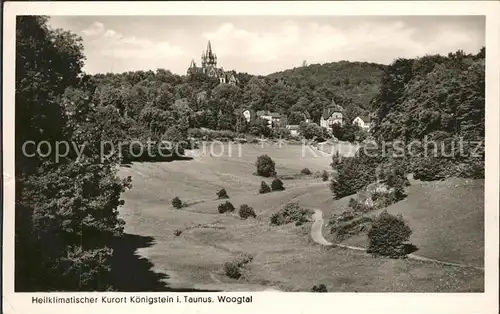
[2,1,499,314]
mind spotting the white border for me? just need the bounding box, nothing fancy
[2,2,499,314]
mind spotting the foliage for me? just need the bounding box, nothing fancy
[174,229,183,236]
[217,188,229,199]
[267,61,386,121]
[239,204,257,220]
[367,210,413,258]
[259,181,271,194]
[331,122,367,142]
[300,168,312,175]
[270,202,312,226]
[15,16,131,291]
[311,284,328,292]
[255,154,276,177]
[371,49,485,180]
[321,170,329,181]
[412,157,451,181]
[218,201,235,214]
[172,197,183,209]
[330,148,382,199]
[330,216,373,242]
[299,122,327,140]
[271,178,285,191]
[223,253,254,279]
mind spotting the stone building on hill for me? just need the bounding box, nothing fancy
[187,40,238,86]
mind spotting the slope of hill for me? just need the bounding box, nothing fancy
[117,144,483,292]
[266,61,386,111]
[338,177,484,268]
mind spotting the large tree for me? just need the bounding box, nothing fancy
[15,16,130,291]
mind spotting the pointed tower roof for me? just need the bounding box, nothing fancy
[189,59,196,68]
[207,40,212,53]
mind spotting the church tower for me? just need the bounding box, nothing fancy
[204,40,217,68]
[187,40,237,86]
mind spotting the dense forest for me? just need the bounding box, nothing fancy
[370,48,485,180]
[79,53,386,145]
[14,16,485,291]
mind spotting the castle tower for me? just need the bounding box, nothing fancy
[205,40,217,67]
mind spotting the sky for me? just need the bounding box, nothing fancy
[47,16,485,76]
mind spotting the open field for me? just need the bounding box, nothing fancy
[117,143,484,292]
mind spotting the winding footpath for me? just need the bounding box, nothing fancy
[310,209,484,271]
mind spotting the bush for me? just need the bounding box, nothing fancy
[239,204,256,219]
[330,216,373,242]
[173,229,183,236]
[172,196,183,209]
[367,210,413,258]
[413,157,450,181]
[330,148,382,199]
[300,168,312,175]
[321,170,329,181]
[255,154,276,177]
[271,178,285,191]
[311,284,328,292]
[224,253,254,279]
[259,181,271,194]
[218,201,235,214]
[224,262,242,279]
[270,202,312,226]
[217,188,229,199]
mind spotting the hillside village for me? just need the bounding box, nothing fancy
[188,41,372,139]
[15,16,485,294]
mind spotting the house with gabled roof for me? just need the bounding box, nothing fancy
[319,99,344,131]
[353,115,372,131]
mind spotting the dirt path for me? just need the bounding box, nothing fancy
[311,210,334,246]
[310,209,484,271]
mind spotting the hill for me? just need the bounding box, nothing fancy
[116,144,483,292]
[337,177,484,268]
[266,61,386,114]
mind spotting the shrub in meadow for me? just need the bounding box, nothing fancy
[217,188,229,199]
[330,216,373,242]
[321,170,329,181]
[311,284,328,292]
[259,181,271,194]
[239,204,257,219]
[224,262,242,279]
[301,168,312,175]
[173,229,183,236]
[223,253,254,279]
[218,201,235,214]
[367,210,413,258]
[255,155,276,177]
[270,202,312,226]
[271,178,285,191]
[172,197,183,209]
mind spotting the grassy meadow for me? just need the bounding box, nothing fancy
[117,142,484,292]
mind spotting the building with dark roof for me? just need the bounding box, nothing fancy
[187,41,238,86]
[320,99,344,131]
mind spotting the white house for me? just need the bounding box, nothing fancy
[353,115,372,131]
[242,109,251,123]
[257,110,282,128]
[320,102,344,131]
